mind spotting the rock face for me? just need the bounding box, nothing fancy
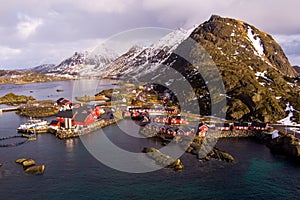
[267,133,300,158]
[190,15,298,78]
[293,66,300,77]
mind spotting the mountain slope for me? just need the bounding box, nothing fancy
[31,64,56,73]
[160,15,299,122]
[33,47,118,76]
[101,28,194,78]
[293,66,300,76]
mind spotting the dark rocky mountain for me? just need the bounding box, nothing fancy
[293,66,300,76]
[126,15,299,123]
[162,15,299,123]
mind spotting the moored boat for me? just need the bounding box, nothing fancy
[17,118,48,133]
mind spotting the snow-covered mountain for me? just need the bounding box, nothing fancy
[31,28,194,77]
[32,46,118,76]
[100,28,194,78]
[31,64,56,73]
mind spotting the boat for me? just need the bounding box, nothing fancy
[17,118,48,133]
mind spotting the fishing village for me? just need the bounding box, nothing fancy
[1,83,300,174]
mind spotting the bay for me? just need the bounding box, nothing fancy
[0,81,299,200]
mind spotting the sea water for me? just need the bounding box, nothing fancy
[0,81,299,200]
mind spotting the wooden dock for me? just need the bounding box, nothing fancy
[0,107,19,113]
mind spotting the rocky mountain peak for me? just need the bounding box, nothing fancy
[191,15,298,78]
[160,15,300,122]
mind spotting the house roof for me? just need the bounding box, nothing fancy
[74,112,90,122]
[57,110,74,118]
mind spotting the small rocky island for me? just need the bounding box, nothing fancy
[0,93,58,117]
[0,93,35,106]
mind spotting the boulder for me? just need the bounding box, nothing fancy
[22,159,36,167]
[24,165,45,175]
[15,158,27,164]
[143,147,184,171]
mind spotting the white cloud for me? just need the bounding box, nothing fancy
[68,0,135,14]
[0,46,21,60]
[273,34,300,65]
[16,14,43,40]
[141,0,300,34]
[0,0,300,68]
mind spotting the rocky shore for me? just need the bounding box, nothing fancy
[142,147,184,171]
[266,132,300,159]
[17,100,58,117]
[140,128,235,163]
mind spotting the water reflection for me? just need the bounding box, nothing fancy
[66,138,78,152]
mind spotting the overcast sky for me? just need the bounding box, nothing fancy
[0,0,300,69]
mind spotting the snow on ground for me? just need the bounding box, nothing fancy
[259,82,266,86]
[220,93,231,99]
[285,102,294,112]
[255,70,273,82]
[246,26,277,69]
[278,112,295,125]
[247,26,264,56]
[287,82,295,88]
[277,103,300,126]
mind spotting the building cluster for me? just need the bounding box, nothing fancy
[49,98,114,130]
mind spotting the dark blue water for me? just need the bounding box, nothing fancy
[1,82,300,199]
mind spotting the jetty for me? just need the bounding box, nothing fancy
[0,107,19,113]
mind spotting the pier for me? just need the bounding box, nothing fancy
[0,107,19,113]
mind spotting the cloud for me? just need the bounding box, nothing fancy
[0,39,105,69]
[274,34,300,65]
[0,46,21,60]
[141,0,300,34]
[0,0,300,69]
[16,14,43,40]
[69,0,135,14]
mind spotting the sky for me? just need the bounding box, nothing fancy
[0,0,300,69]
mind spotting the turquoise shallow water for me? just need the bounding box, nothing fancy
[0,81,300,199]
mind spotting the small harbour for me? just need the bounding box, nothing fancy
[0,81,300,199]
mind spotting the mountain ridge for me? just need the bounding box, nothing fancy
[5,15,299,123]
